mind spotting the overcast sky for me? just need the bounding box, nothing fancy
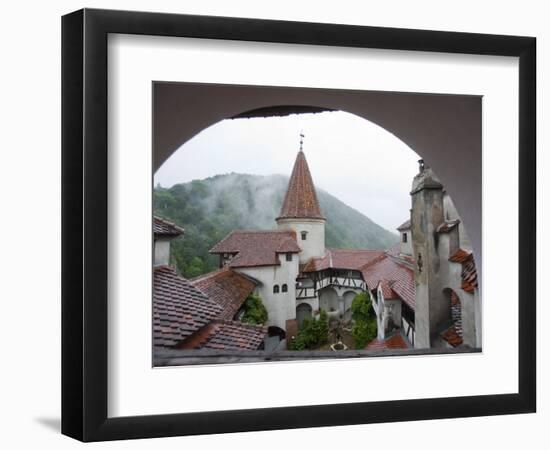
[154,111,420,231]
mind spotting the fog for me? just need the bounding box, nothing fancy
[154,111,420,231]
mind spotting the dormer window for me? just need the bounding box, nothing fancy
[301,231,308,241]
[286,252,293,261]
[402,233,408,243]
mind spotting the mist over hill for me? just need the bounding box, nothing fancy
[154,173,399,278]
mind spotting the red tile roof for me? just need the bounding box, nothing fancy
[277,151,325,220]
[210,230,301,268]
[449,248,471,263]
[191,268,257,320]
[302,248,385,272]
[441,325,463,347]
[361,255,415,309]
[396,219,411,231]
[449,249,478,293]
[153,265,223,348]
[178,320,267,350]
[154,216,184,237]
[365,332,409,350]
[386,244,416,264]
[378,279,399,300]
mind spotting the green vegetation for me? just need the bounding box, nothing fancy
[240,293,268,325]
[351,292,378,348]
[288,310,330,350]
[154,173,398,278]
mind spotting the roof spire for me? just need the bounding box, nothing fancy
[277,142,325,221]
[299,130,305,152]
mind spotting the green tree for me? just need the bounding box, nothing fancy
[351,291,378,348]
[289,309,329,350]
[352,317,377,349]
[185,256,204,278]
[351,291,372,322]
[241,293,268,325]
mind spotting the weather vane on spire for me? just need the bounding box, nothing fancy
[299,130,305,152]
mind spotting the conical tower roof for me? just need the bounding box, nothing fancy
[277,150,325,221]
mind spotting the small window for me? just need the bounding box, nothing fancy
[273,285,280,294]
[402,232,408,243]
[286,252,293,261]
[282,284,288,293]
[301,231,307,241]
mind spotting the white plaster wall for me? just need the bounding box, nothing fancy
[444,192,473,251]
[154,238,170,266]
[342,291,356,312]
[460,291,477,347]
[276,218,326,264]
[237,253,299,330]
[318,287,340,314]
[474,289,483,347]
[296,298,319,314]
[400,230,413,256]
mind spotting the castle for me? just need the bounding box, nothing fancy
[153,145,480,353]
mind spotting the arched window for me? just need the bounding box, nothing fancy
[282,284,288,293]
[273,285,280,294]
[301,231,308,241]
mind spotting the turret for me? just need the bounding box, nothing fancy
[153,216,184,266]
[410,160,447,348]
[276,138,326,264]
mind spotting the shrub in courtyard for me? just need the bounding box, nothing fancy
[351,291,377,348]
[289,309,329,350]
[241,293,268,325]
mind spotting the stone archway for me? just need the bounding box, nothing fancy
[318,287,340,315]
[153,83,481,280]
[342,290,357,313]
[296,303,312,328]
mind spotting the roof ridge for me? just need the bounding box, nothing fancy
[189,267,231,283]
[153,215,185,234]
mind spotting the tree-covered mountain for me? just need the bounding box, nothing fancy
[154,173,399,278]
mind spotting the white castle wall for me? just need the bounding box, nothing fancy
[154,238,171,266]
[443,192,472,252]
[236,253,299,331]
[400,229,413,256]
[276,218,326,264]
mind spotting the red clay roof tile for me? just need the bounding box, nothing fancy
[210,230,300,268]
[277,151,325,220]
[361,255,415,309]
[396,219,411,231]
[302,248,385,272]
[449,249,478,293]
[179,320,267,351]
[365,333,409,350]
[191,268,257,320]
[441,325,463,347]
[153,266,223,348]
[154,216,184,237]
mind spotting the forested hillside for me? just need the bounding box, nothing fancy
[154,173,398,277]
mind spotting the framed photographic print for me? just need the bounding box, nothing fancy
[61,8,536,442]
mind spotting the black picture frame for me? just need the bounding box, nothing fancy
[61,8,536,442]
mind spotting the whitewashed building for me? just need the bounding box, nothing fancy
[207,150,481,350]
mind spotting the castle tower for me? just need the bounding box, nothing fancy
[276,142,326,264]
[410,160,447,348]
